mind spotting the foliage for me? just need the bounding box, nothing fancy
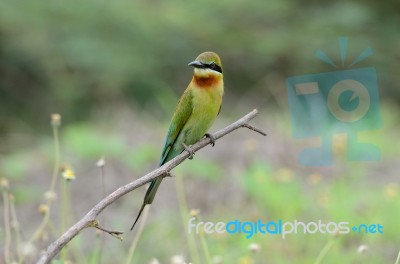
[0,0,399,133]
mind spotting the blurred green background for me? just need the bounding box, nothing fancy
[0,0,399,263]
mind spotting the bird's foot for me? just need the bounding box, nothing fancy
[182,143,195,159]
[205,133,216,147]
[165,171,174,178]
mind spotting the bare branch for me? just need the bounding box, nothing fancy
[36,109,265,264]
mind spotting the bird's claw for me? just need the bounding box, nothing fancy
[165,171,174,178]
[182,143,195,159]
[205,133,216,147]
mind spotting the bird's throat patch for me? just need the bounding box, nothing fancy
[194,75,220,88]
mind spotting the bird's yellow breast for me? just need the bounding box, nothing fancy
[191,72,223,117]
[182,72,223,145]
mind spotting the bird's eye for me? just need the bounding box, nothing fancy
[209,62,216,68]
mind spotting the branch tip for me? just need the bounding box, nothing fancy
[88,220,123,241]
[242,124,267,136]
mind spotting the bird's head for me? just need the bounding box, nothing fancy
[188,51,223,78]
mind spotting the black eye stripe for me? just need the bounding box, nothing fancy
[206,63,222,73]
[191,61,223,73]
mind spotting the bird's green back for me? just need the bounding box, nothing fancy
[159,88,194,166]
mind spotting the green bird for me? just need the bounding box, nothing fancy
[131,51,224,230]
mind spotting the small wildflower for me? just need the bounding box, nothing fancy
[249,243,260,253]
[62,168,76,181]
[307,173,322,185]
[171,254,185,264]
[50,113,61,127]
[317,192,330,207]
[239,256,252,264]
[384,183,398,200]
[212,256,223,264]
[189,209,200,218]
[149,259,160,264]
[21,242,36,257]
[44,191,57,201]
[96,157,106,168]
[276,168,293,183]
[357,244,368,253]
[38,204,49,215]
[0,177,10,189]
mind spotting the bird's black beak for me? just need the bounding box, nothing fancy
[188,60,204,68]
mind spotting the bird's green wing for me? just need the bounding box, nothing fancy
[159,88,194,165]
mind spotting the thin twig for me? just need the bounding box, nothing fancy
[98,157,106,264]
[395,249,400,264]
[125,205,149,264]
[36,109,265,264]
[314,237,335,264]
[242,123,267,136]
[176,173,201,264]
[9,195,22,263]
[2,188,11,264]
[26,119,61,258]
[88,220,123,240]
